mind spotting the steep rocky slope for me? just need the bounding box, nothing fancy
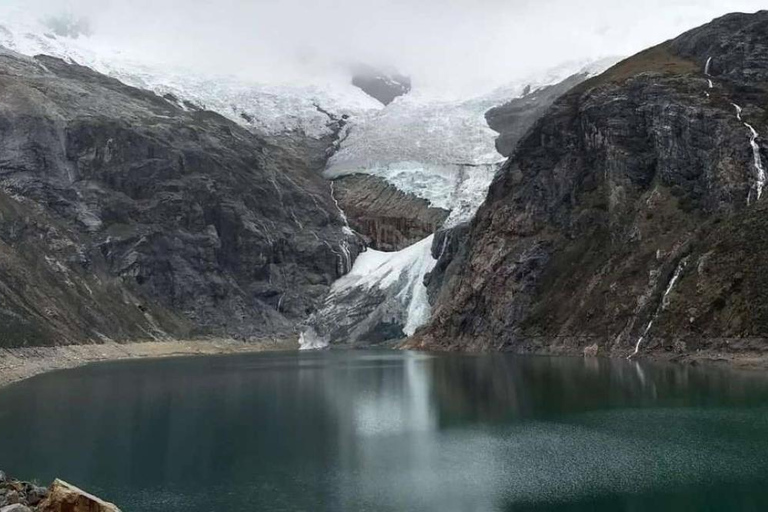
[0,48,360,348]
[412,11,768,358]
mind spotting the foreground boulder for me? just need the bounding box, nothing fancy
[36,480,119,512]
[1,506,32,512]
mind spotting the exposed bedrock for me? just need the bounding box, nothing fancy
[331,174,449,251]
[485,72,591,157]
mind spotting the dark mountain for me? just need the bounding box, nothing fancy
[410,11,768,359]
[351,65,411,105]
[0,48,361,348]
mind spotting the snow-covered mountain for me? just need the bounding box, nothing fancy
[0,5,621,349]
[0,6,382,139]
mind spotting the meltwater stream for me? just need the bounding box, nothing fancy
[3,351,768,511]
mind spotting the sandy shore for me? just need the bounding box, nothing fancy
[0,338,299,389]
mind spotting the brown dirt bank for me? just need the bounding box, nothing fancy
[0,338,298,389]
[401,335,768,372]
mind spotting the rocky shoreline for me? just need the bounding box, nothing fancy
[1,471,121,511]
[0,338,298,390]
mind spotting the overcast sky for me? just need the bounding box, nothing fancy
[16,0,768,93]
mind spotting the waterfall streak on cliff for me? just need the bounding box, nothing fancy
[628,258,688,359]
[328,181,355,274]
[437,234,451,261]
[732,104,766,201]
[330,181,354,235]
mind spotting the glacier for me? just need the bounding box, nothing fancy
[326,58,620,226]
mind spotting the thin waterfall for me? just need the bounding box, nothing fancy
[732,104,766,202]
[330,181,354,235]
[329,181,355,274]
[628,257,688,359]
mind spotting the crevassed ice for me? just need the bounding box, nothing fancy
[325,91,506,227]
[298,235,438,348]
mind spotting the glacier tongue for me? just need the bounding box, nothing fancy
[325,91,506,226]
[334,235,437,336]
[301,236,437,346]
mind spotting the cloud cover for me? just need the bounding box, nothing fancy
[10,0,768,93]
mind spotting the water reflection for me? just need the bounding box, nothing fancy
[0,351,768,511]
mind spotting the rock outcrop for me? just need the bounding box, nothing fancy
[0,471,48,510]
[351,65,411,105]
[0,473,119,512]
[412,11,768,358]
[332,174,448,251]
[0,48,361,347]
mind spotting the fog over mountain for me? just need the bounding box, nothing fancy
[4,0,766,95]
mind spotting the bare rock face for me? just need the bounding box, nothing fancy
[332,174,448,251]
[414,11,768,357]
[37,480,120,512]
[0,48,361,347]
